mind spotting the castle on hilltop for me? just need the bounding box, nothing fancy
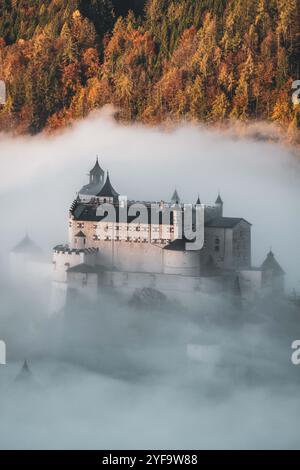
[49,158,285,312]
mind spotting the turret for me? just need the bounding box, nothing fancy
[15,360,33,383]
[171,189,180,205]
[74,231,87,249]
[78,157,105,199]
[89,156,104,186]
[215,193,223,217]
[261,250,285,294]
[96,172,119,204]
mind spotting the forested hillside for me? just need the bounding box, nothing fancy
[0,0,299,143]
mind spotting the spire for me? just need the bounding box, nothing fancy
[89,157,104,185]
[97,172,119,198]
[196,194,201,205]
[171,189,180,204]
[12,234,42,255]
[15,360,33,382]
[215,192,223,205]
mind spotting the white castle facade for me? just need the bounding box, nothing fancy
[46,158,285,312]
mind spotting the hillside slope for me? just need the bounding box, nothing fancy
[0,0,299,143]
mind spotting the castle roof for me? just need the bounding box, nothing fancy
[206,217,251,229]
[72,203,175,225]
[67,263,107,274]
[97,173,119,198]
[90,157,104,176]
[164,237,191,251]
[215,193,223,204]
[261,251,285,275]
[75,230,86,238]
[79,181,104,196]
[79,158,105,196]
[171,189,180,204]
[12,234,42,255]
[15,360,33,382]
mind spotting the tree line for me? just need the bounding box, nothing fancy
[0,0,299,144]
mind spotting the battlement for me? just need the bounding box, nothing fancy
[53,245,99,255]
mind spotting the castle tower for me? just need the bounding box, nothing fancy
[74,231,87,249]
[10,233,43,281]
[261,250,285,294]
[78,157,105,200]
[96,172,119,204]
[171,189,180,205]
[172,202,183,240]
[215,193,223,217]
[15,360,33,383]
[89,156,104,186]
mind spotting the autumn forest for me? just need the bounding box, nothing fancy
[0,0,299,143]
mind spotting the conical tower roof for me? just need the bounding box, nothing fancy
[97,172,119,198]
[215,193,223,204]
[171,189,180,204]
[261,250,285,275]
[12,234,42,255]
[15,360,33,382]
[90,156,104,176]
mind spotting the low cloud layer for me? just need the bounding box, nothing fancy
[1,110,299,285]
[0,112,300,449]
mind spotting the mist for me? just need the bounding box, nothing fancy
[0,110,300,450]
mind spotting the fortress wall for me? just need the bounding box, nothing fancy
[203,227,233,270]
[238,270,262,296]
[233,221,251,268]
[67,271,99,302]
[53,250,86,283]
[68,218,175,249]
[163,250,201,277]
[101,271,221,298]
[96,241,165,273]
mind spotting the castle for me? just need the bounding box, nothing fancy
[48,158,285,312]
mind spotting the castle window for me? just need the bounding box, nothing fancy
[215,237,220,252]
